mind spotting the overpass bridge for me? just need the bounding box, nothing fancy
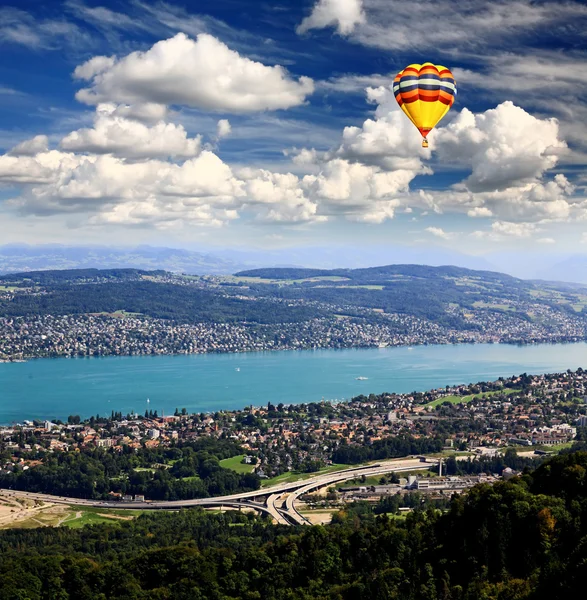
[0,456,440,526]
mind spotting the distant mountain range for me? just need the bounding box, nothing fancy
[0,243,498,278]
[0,244,247,276]
[2,243,587,284]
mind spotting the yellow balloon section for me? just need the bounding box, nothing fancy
[393,63,457,147]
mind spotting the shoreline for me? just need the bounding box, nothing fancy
[2,335,587,365]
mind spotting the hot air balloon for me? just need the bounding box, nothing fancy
[393,63,456,148]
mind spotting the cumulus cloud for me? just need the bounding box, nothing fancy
[60,104,201,159]
[425,226,453,239]
[420,176,575,224]
[239,168,321,223]
[0,142,325,227]
[327,93,430,172]
[8,135,49,156]
[109,103,169,124]
[297,0,366,35]
[1,150,244,223]
[467,207,493,218]
[0,37,579,233]
[216,119,232,139]
[432,102,566,192]
[286,84,572,226]
[301,158,409,223]
[74,33,314,113]
[472,220,540,241]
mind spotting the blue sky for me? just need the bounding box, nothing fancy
[0,0,586,262]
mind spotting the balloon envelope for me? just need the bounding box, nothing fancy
[394,63,456,146]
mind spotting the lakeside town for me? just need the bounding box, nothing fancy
[3,265,587,361]
[2,369,585,496]
[2,302,587,362]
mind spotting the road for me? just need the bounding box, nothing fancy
[0,456,442,526]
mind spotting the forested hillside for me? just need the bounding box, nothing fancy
[3,265,587,359]
[0,451,585,599]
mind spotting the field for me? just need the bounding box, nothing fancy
[425,388,521,408]
[472,301,516,312]
[219,454,256,474]
[228,275,350,286]
[0,496,145,530]
[89,310,143,318]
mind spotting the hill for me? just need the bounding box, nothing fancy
[3,264,587,359]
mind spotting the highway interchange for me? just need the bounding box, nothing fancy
[0,456,440,526]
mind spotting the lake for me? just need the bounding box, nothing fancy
[1,342,586,424]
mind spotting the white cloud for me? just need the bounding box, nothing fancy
[0,6,91,50]
[491,221,538,237]
[0,85,23,96]
[239,168,321,223]
[8,135,49,157]
[421,176,575,224]
[73,55,116,80]
[453,52,587,160]
[472,220,540,241]
[109,103,169,124]
[317,72,394,93]
[425,227,453,240]
[537,237,555,244]
[297,0,366,35]
[467,207,493,218]
[2,150,244,224]
[0,150,82,185]
[74,33,314,113]
[60,104,201,159]
[216,119,232,139]
[432,102,566,193]
[343,0,587,51]
[301,158,408,223]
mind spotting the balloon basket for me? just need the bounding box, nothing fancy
[422,139,429,148]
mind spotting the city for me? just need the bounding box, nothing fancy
[0,0,586,597]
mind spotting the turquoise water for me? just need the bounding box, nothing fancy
[0,342,585,424]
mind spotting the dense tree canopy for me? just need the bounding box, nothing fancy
[0,452,586,598]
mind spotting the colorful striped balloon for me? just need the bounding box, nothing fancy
[394,63,457,147]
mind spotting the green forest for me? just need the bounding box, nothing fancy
[0,451,586,599]
[0,439,261,500]
[2,264,585,328]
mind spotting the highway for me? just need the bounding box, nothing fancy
[0,456,441,525]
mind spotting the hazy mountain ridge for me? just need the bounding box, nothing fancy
[0,245,247,276]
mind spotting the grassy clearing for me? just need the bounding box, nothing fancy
[0,285,18,292]
[2,506,146,530]
[90,310,143,318]
[330,285,384,290]
[425,388,521,408]
[63,508,145,529]
[472,301,515,312]
[219,454,255,474]
[261,463,351,488]
[228,275,350,285]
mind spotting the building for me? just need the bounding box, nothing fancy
[148,429,160,439]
